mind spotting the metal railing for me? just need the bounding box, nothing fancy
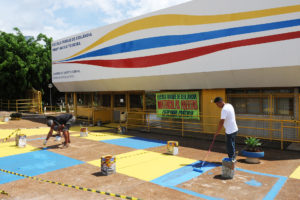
[125,111,300,150]
[43,105,67,113]
[0,99,42,113]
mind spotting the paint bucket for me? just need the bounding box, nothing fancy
[80,127,88,137]
[101,155,116,176]
[15,134,26,148]
[222,158,235,179]
[118,126,126,134]
[167,141,179,155]
[55,136,61,142]
[3,116,9,122]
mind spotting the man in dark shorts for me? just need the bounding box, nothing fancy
[45,113,75,148]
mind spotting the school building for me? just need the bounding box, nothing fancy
[52,0,300,148]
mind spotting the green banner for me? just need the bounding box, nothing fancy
[156,92,200,119]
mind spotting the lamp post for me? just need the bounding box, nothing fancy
[48,83,53,111]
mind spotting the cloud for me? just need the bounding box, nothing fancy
[0,0,190,40]
[93,0,191,24]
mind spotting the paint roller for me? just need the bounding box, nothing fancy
[195,133,218,172]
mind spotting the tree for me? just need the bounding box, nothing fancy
[0,28,59,102]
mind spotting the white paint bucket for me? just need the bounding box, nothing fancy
[55,136,61,142]
[167,141,179,155]
[80,127,88,137]
[3,116,9,122]
[15,134,26,148]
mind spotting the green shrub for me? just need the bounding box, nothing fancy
[245,137,262,152]
[10,113,22,119]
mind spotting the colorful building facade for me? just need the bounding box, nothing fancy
[52,0,300,146]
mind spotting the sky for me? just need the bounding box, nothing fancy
[0,0,190,40]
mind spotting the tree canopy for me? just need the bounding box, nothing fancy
[0,28,53,100]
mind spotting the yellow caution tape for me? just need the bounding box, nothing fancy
[0,190,8,195]
[88,132,110,137]
[2,129,20,143]
[0,169,141,200]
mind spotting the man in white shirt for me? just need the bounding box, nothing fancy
[214,97,238,161]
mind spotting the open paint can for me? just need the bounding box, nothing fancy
[167,141,179,155]
[15,134,26,148]
[101,155,116,176]
[222,158,235,179]
[80,127,88,137]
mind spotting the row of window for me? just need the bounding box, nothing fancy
[71,93,143,108]
[66,88,296,116]
[228,97,294,115]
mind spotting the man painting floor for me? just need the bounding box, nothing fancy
[214,97,238,161]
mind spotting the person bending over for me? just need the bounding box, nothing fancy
[45,113,75,148]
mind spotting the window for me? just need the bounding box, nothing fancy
[114,94,126,107]
[274,97,293,115]
[262,98,269,114]
[229,97,270,115]
[102,94,111,107]
[246,98,260,114]
[146,92,156,110]
[230,98,246,113]
[67,93,73,105]
[93,93,101,107]
[77,93,92,107]
[227,88,294,116]
[263,89,293,94]
[130,94,143,108]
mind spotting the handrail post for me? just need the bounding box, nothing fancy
[281,122,284,150]
[298,122,300,142]
[8,100,10,111]
[16,100,18,113]
[182,115,184,137]
[126,112,128,131]
[146,113,150,133]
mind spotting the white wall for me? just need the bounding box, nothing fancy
[52,0,300,92]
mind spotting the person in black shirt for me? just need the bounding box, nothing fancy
[45,113,75,148]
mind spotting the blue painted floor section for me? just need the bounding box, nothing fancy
[150,161,287,200]
[0,150,84,184]
[151,161,219,187]
[236,168,287,200]
[101,137,166,149]
[27,137,46,141]
[246,179,262,187]
[151,161,223,200]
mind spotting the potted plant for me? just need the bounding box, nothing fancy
[241,137,264,164]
